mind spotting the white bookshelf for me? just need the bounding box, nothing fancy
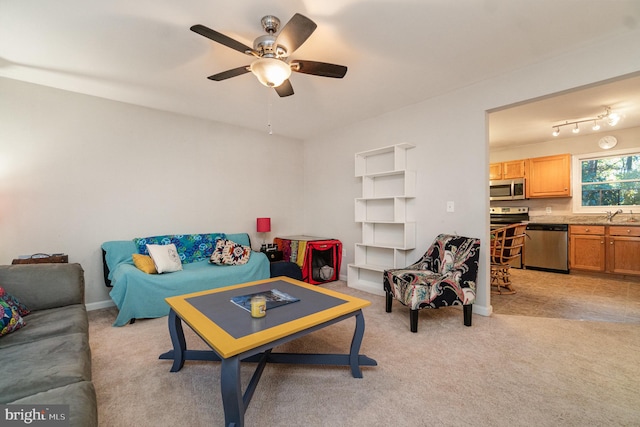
[348,144,416,295]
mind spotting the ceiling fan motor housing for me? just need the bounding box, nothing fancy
[253,35,286,57]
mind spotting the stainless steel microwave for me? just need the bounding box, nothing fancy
[490,178,526,201]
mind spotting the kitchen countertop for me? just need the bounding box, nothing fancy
[528,214,640,226]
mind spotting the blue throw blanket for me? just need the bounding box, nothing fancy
[102,233,270,326]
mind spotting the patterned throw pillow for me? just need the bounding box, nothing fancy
[210,238,228,265]
[221,240,251,265]
[134,233,226,264]
[1,299,26,337]
[134,235,172,255]
[172,234,224,263]
[146,244,183,274]
[0,286,30,317]
[132,254,157,274]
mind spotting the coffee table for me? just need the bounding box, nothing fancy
[159,276,377,427]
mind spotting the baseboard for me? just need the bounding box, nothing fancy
[473,304,492,317]
[346,280,386,297]
[86,299,115,311]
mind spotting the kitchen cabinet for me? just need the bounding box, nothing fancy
[569,225,605,272]
[608,226,640,275]
[503,160,526,179]
[526,153,571,198]
[489,160,525,180]
[489,163,502,180]
[570,225,640,275]
[348,143,416,295]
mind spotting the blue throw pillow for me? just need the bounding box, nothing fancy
[134,233,226,264]
[134,235,173,255]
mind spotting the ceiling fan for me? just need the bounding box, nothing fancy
[191,13,348,97]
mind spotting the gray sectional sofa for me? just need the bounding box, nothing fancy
[0,263,97,427]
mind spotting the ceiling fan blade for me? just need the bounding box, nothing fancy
[291,60,347,78]
[207,66,251,81]
[191,24,254,55]
[275,14,317,55]
[274,79,294,97]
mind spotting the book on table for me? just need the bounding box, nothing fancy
[230,289,299,312]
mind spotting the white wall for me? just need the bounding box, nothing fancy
[0,78,304,307]
[303,28,640,315]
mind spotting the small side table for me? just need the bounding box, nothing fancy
[261,250,283,263]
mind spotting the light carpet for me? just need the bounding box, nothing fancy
[89,281,640,426]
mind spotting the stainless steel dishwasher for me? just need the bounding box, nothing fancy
[524,223,569,273]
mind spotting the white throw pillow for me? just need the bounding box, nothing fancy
[146,243,183,273]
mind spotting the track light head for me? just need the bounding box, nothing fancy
[607,112,620,126]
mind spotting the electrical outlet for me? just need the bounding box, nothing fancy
[446,201,455,212]
[546,206,552,214]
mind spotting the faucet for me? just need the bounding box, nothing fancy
[606,209,623,222]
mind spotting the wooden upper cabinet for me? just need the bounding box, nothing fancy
[489,163,503,180]
[503,160,526,179]
[526,153,571,198]
[490,160,525,181]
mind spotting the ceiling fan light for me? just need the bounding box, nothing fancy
[250,58,291,88]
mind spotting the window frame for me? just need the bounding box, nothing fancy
[572,147,640,213]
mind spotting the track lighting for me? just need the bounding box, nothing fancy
[551,106,619,137]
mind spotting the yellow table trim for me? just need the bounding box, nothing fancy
[165,276,371,359]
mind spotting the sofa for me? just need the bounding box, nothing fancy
[0,263,97,427]
[102,232,270,326]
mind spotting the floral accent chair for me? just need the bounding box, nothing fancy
[383,234,481,333]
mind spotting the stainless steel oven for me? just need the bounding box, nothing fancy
[490,178,526,201]
[490,206,529,268]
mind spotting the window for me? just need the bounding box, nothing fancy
[573,148,640,212]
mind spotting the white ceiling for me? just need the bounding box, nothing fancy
[489,73,640,149]
[1,0,639,143]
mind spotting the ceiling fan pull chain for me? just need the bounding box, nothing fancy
[267,88,273,135]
